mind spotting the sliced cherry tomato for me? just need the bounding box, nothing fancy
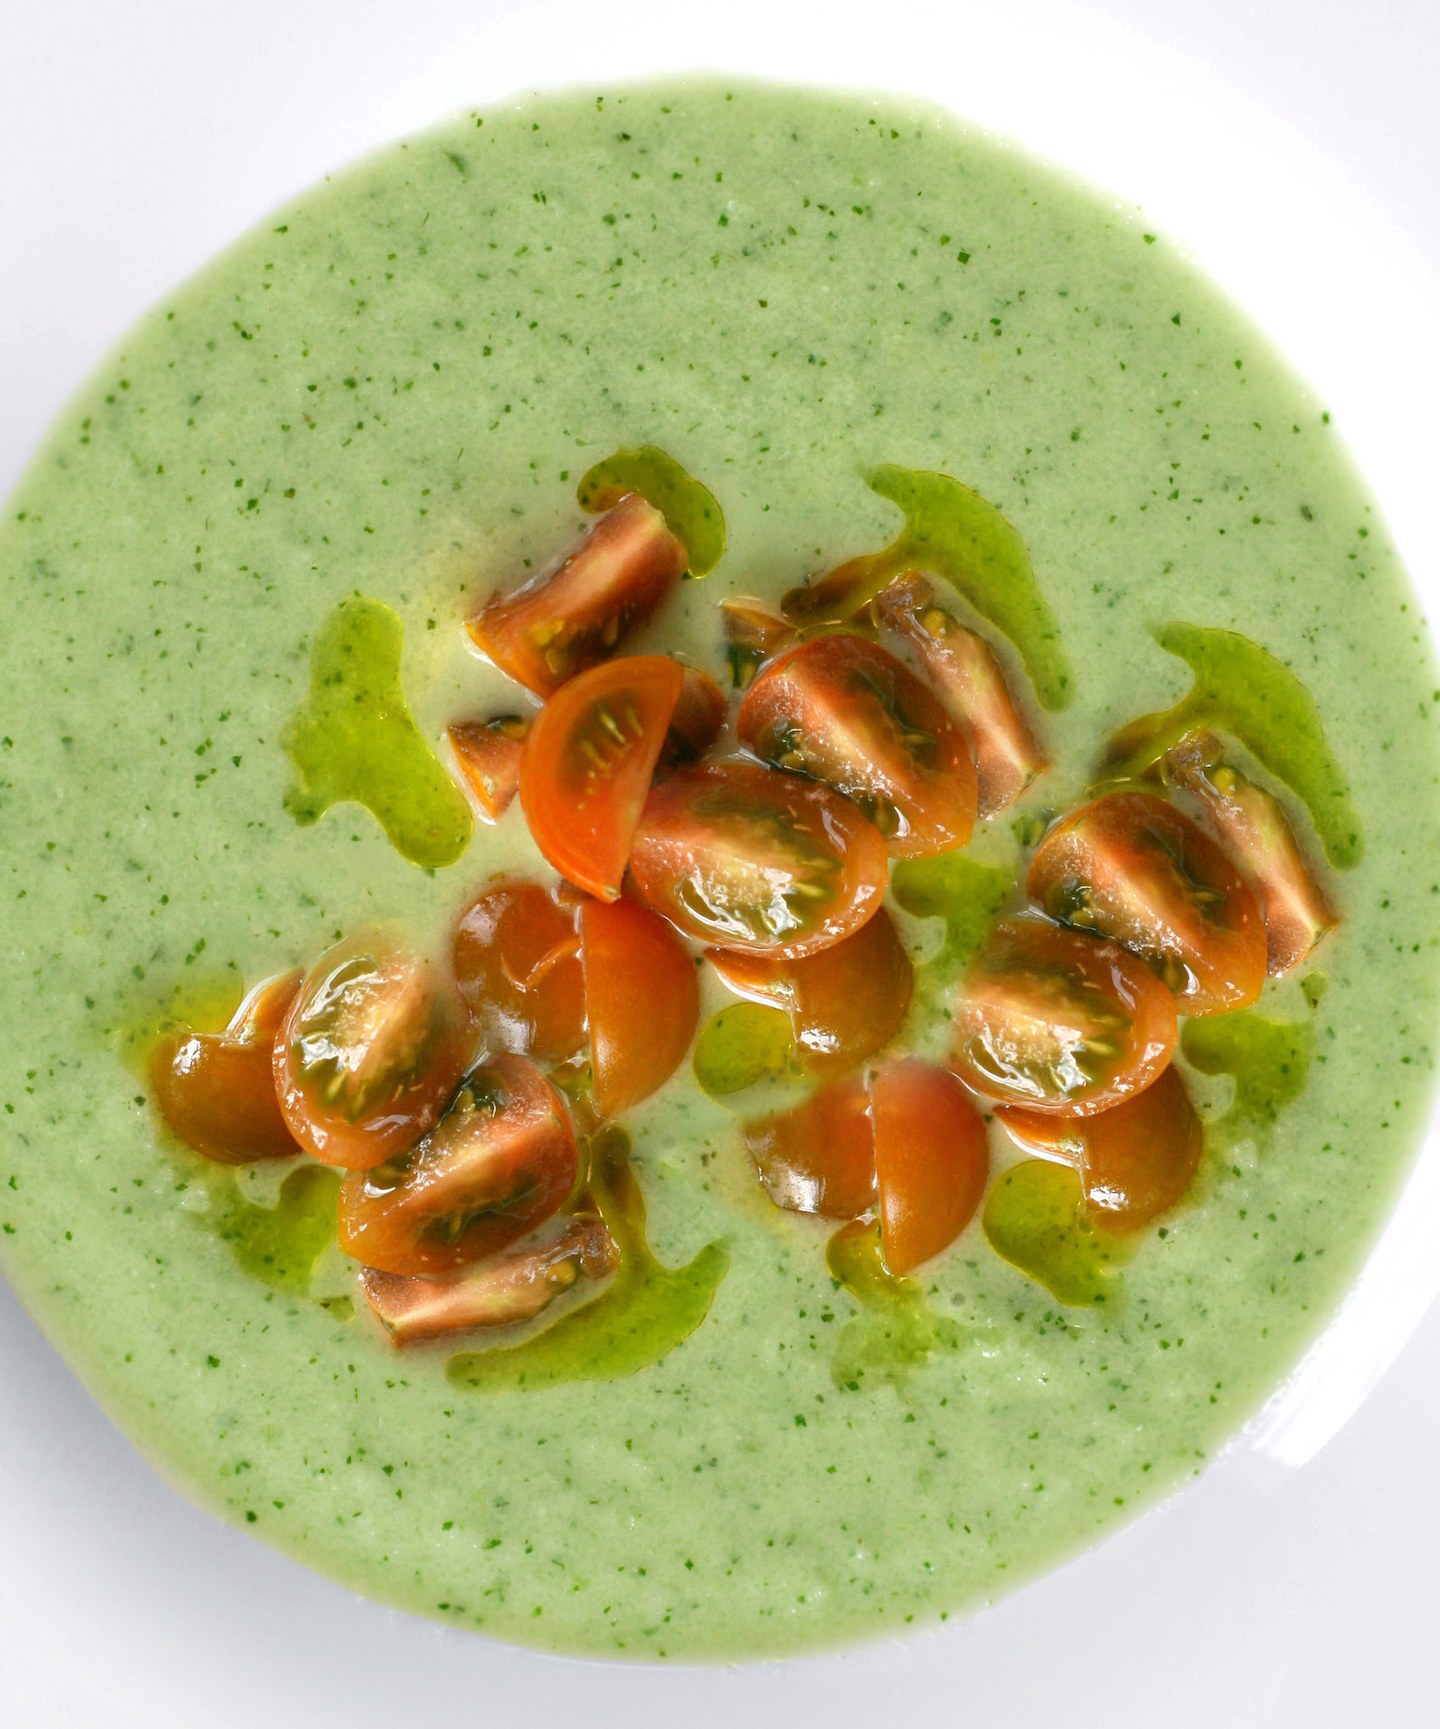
[951,918,1178,1115]
[1164,729,1337,975]
[359,1214,618,1345]
[274,935,472,1170]
[580,896,700,1119]
[873,572,1046,816]
[707,906,913,1075]
[149,971,301,1164]
[743,1074,875,1217]
[628,758,889,958]
[720,595,799,689]
[337,1053,578,1275]
[466,494,687,697]
[520,654,684,901]
[663,663,728,765]
[1027,790,1267,1014]
[452,877,586,1063]
[997,1062,1202,1233]
[871,1058,989,1274]
[737,632,977,857]
[447,714,529,823]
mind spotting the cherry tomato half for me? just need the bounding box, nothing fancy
[446,714,529,824]
[737,633,978,857]
[950,918,1178,1116]
[743,1074,876,1218]
[274,935,472,1170]
[720,595,799,690]
[520,654,684,901]
[149,971,301,1164]
[871,1058,989,1274]
[337,1053,578,1276]
[628,758,889,959]
[707,906,913,1075]
[580,896,700,1119]
[452,878,586,1063]
[662,663,729,765]
[997,1062,1202,1233]
[466,494,687,697]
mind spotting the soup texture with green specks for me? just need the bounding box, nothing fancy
[2,81,1438,1659]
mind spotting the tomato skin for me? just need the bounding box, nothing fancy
[997,1063,1202,1233]
[663,664,729,765]
[466,494,687,697]
[337,1053,578,1276]
[446,715,529,823]
[274,936,473,1170]
[737,633,978,857]
[149,971,301,1165]
[720,595,799,690]
[580,896,699,1119]
[707,906,913,1075]
[1027,790,1267,1015]
[871,1059,989,1274]
[628,758,889,959]
[743,1075,876,1218]
[520,654,684,901]
[452,878,586,1063]
[951,918,1178,1116]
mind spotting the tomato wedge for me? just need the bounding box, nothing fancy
[520,654,684,901]
[873,572,1046,816]
[663,663,728,765]
[359,1214,618,1345]
[149,971,301,1164]
[580,896,700,1119]
[871,1058,989,1274]
[336,1053,578,1275]
[446,715,529,823]
[1164,729,1337,975]
[743,1074,876,1218]
[997,1063,1202,1233]
[452,877,586,1063]
[951,918,1178,1115]
[628,758,889,958]
[465,493,687,697]
[737,632,977,856]
[720,595,799,690]
[1027,790,1267,1014]
[274,935,472,1170]
[707,906,913,1075]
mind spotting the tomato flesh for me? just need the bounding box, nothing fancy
[873,572,1046,816]
[337,1053,578,1275]
[951,918,1178,1115]
[466,494,686,697]
[149,971,301,1165]
[663,663,728,765]
[743,1074,876,1218]
[520,654,684,901]
[997,1062,1202,1233]
[447,715,528,823]
[1027,790,1267,1014]
[707,906,912,1075]
[737,633,978,857]
[720,595,799,690]
[1164,729,1337,975]
[871,1058,989,1273]
[274,935,472,1170]
[581,896,700,1119]
[452,877,586,1063]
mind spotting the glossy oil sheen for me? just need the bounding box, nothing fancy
[1,82,1439,1659]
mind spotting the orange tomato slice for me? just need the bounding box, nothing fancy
[452,877,586,1063]
[446,715,529,823]
[871,1058,989,1274]
[580,896,699,1119]
[743,1075,876,1219]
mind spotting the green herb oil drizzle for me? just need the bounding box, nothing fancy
[577,445,726,577]
[982,1160,1124,1307]
[826,1220,967,1395]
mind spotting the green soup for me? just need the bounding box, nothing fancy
[2,81,1437,1661]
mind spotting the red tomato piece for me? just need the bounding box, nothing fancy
[446,715,529,823]
[274,935,472,1170]
[871,1058,989,1274]
[359,1214,618,1345]
[580,896,700,1119]
[873,572,1046,816]
[737,632,978,857]
[663,663,729,765]
[707,906,913,1075]
[520,654,684,901]
[337,1053,578,1275]
[720,595,799,689]
[466,494,687,697]
[1027,790,1267,1014]
[743,1074,876,1218]
[452,878,586,1063]
[997,1063,1202,1233]
[1165,729,1337,975]
[628,758,889,958]
[951,918,1178,1116]
[149,971,302,1165]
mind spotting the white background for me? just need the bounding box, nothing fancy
[2,2,1438,1724]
